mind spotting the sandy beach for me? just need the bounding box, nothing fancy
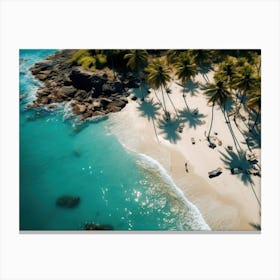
[109,71,261,231]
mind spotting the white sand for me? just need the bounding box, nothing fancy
[109,72,261,231]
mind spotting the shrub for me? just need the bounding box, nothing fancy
[95,54,107,69]
[79,56,96,69]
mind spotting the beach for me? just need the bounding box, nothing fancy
[109,71,261,231]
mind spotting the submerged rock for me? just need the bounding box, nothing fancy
[56,195,80,208]
[84,222,114,230]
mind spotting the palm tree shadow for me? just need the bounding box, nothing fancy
[241,126,261,149]
[198,63,213,75]
[182,80,200,96]
[249,223,261,230]
[219,149,253,186]
[137,99,160,121]
[158,118,181,143]
[179,108,207,129]
[224,98,235,115]
[137,100,161,141]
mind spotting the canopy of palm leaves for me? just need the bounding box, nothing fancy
[247,90,261,110]
[204,81,230,106]
[146,59,171,89]
[124,50,148,73]
[233,64,258,92]
[175,53,198,83]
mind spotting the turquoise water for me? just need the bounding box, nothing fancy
[20,50,209,231]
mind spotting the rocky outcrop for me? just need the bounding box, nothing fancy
[27,50,138,121]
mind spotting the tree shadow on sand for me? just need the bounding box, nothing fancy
[220,146,261,208]
[197,63,214,83]
[241,126,261,149]
[137,99,161,141]
[179,108,207,129]
[224,98,235,116]
[182,80,200,96]
[219,149,253,186]
[137,99,160,121]
[158,117,181,143]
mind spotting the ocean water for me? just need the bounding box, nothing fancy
[20,50,210,231]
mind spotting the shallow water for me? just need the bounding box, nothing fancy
[19,50,209,231]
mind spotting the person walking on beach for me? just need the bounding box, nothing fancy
[185,162,189,173]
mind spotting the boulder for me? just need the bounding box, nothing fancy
[26,102,40,109]
[107,105,122,113]
[74,90,90,100]
[58,86,76,97]
[92,110,105,117]
[80,110,93,121]
[56,195,80,208]
[102,81,123,95]
[100,97,113,107]
[92,100,102,109]
[37,88,51,97]
[69,67,93,91]
[38,97,50,104]
[111,99,126,108]
[90,75,107,95]
[72,103,87,114]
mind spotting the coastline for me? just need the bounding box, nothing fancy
[108,74,261,231]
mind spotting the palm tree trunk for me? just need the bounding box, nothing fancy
[154,89,163,108]
[165,87,179,119]
[138,70,144,101]
[221,104,242,157]
[251,111,260,131]
[183,95,190,111]
[207,104,214,142]
[160,85,167,113]
[152,118,160,143]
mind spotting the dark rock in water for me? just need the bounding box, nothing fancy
[84,223,114,230]
[79,110,93,121]
[56,195,80,208]
[26,101,40,109]
[72,103,87,114]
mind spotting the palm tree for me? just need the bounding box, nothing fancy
[247,89,261,131]
[215,56,236,95]
[146,59,171,118]
[232,64,259,124]
[124,50,148,100]
[174,52,198,111]
[203,81,229,143]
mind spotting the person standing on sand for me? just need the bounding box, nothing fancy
[185,162,189,173]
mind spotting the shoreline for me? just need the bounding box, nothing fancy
[108,76,261,231]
